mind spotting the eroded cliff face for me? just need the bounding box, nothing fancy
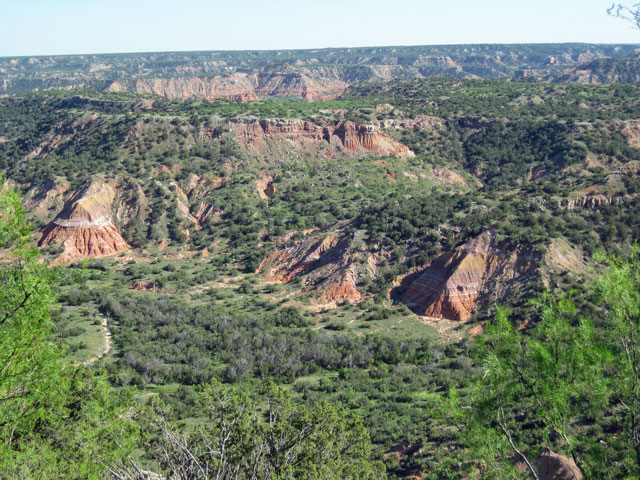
[257,229,366,304]
[233,118,325,150]
[255,72,348,101]
[331,121,414,157]
[39,181,130,265]
[622,120,640,148]
[106,75,259,101]
[400,232,536,321]
[105,72,347,102]
[232,118,414,158]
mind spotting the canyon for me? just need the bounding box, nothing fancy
[2,44,638,99]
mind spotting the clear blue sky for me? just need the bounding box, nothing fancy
[0,0,638,57]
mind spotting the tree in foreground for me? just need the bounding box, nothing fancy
[466,246,640,478]
[608,3,640,29]
[142,380,385,480]
[0,178,138,479]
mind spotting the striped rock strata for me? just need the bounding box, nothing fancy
[39,181,130,265]
[400,232,535,321]
[233,118,414,158]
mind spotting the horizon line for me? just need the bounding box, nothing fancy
[2,41,640,60]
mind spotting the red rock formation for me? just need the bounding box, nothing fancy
[319,267,362,303]
[431,166,467,186]
[232,118,413,158]
[233,118,324,149]
[258,233,339,283]
[39,181,130,265]
[400,232,535,321]
[401,235,491,321]
[257,230,364,304]
[255,73,347,101]
[106,72,347,102]
[332,121,414,157]
[132,281,159,292]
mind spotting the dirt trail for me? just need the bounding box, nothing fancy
[82,315,112,365]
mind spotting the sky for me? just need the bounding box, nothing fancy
[0,0,638,57]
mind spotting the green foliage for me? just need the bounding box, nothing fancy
[467,248,640,478]
[143,380,384,479]
[0,179,138,479]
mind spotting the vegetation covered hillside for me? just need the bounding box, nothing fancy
[2,75,640,478]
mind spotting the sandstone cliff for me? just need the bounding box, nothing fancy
[232,118,413,158]
[400,232,536,321]
[39,181,130,265]
[331,121,414,157]
[105,71,347,102]
[106,75,259,101]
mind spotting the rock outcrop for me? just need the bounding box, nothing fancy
[232,118,413,158]
[39,181,130,265]
[257,229,366,304]
[256,173,278,201]
[431,166,467,186]
[331,121,414,157]
[106,75,259,101]
[105,72,347,102]
[4,45,640,98]
[233,118,324,150]
[318,266,362,303]
[255,73,347,101]
[564,194,624,210]
[23,177,70,223]
[622,119,640,148]
[535,447,583,480]
[400,232,536,321]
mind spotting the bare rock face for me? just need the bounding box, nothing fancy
[319,266,362,303]
[132,281,159,292]
[400,232,536,321]
[107,75,259,101]
[232,118,413,158]
[431,166,467,186]
[256,173,278,201]
[106,72,346,102]
[257,229,366,304]
[622,120,640,148]
[39,181,130,265]
[255,73,347,101]
[331,121,414,157]
[535,447,583,480]
[234,118,324,150]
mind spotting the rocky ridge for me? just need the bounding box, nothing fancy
[2,44,638,97]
